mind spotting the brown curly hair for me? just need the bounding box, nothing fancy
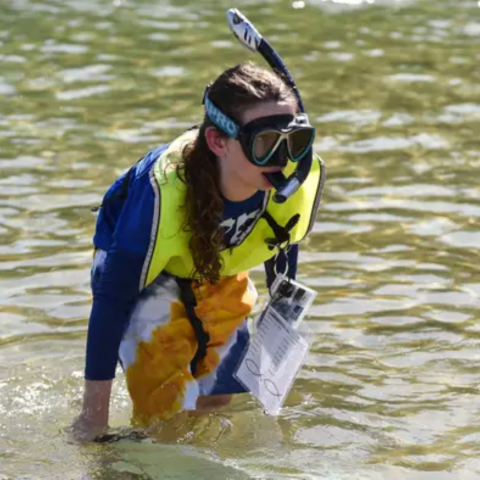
[181,62,297,284]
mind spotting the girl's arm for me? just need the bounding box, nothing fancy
[72,153,159,441]
[72,248,145,442]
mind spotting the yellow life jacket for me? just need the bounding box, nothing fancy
[141,129,325,288]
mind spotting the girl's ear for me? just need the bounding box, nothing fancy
[205,126,229,158]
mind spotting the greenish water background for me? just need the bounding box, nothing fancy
[1,0,480,478]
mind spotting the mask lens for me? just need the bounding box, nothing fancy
[288,128,314,161]
[252,131,281,164]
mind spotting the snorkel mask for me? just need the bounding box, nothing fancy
[203,93,316,171]
[200,9,315,204]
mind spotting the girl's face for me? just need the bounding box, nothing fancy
[206,100,297,201]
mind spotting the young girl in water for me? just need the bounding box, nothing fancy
[72,62,325,441]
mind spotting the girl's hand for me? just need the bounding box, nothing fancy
[69,413,108,443]
[68,379,113,443]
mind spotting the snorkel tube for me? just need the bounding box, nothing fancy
[226,9,312,204]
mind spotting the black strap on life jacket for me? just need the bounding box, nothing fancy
[262,211,300,250]
[175,277,210,377]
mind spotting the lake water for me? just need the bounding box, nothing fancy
[1,0,480,478]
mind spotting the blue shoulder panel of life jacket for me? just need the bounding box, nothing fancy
[92,143,169,252]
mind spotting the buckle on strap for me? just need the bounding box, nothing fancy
[263,212,300,250]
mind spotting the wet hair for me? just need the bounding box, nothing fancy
[180,62,297,284]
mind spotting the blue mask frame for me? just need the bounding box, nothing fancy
[203,93,315,168]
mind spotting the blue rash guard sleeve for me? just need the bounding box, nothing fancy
[85,148,163,381]
[86,249,145,380]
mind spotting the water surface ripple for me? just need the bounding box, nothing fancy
[0,0,479,478]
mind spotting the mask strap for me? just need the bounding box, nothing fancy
[201,85,240,139]
[201,83,212,105]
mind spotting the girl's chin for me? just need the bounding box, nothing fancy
[260,175,275,189]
